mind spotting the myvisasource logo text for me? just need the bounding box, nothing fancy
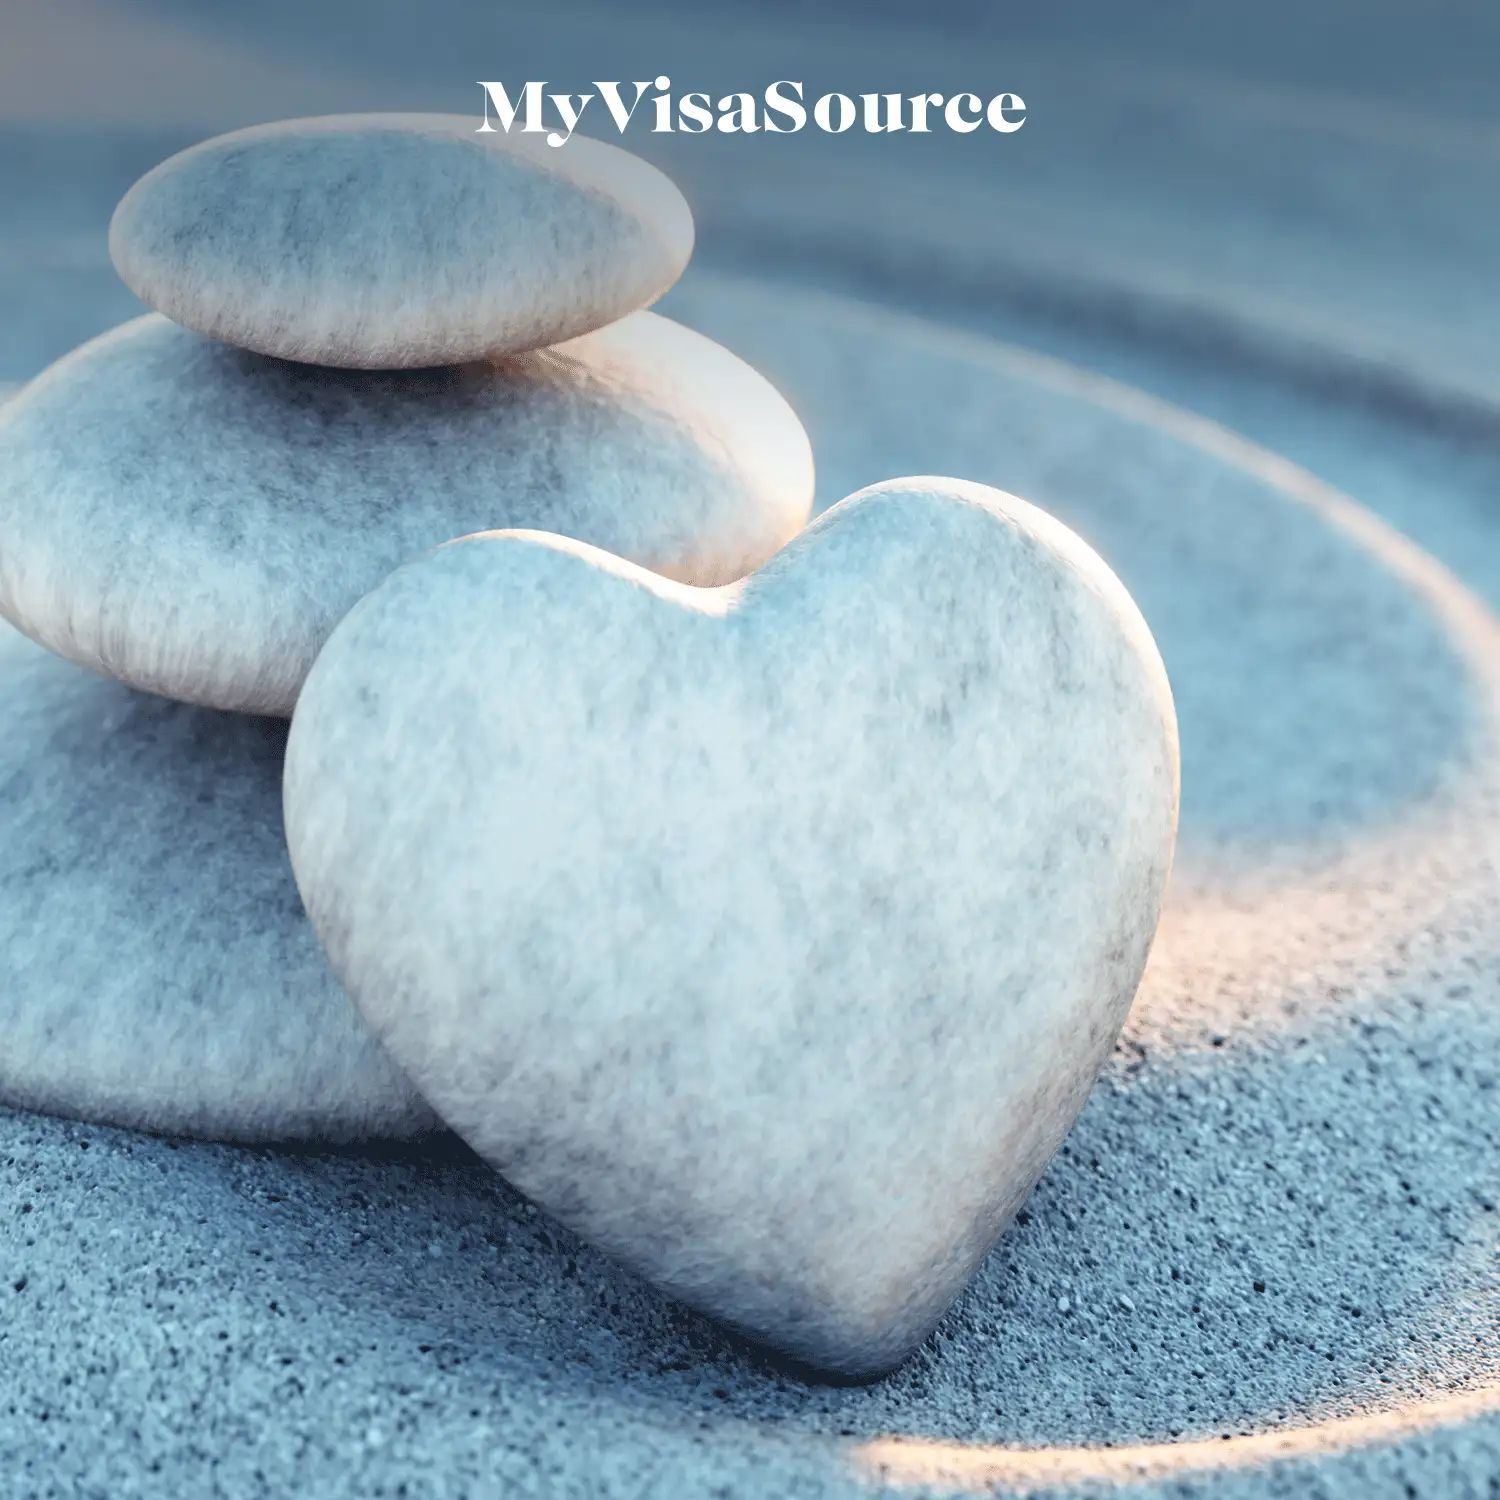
[478,79,1027,148]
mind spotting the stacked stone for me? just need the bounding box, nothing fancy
[0,114,815,1143]
[0,115,1179,1380]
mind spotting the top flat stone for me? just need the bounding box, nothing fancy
[108,114,695,368]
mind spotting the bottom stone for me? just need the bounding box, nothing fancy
[0,624,435,1141]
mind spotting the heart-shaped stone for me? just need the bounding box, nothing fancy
[284,478,1179,1378]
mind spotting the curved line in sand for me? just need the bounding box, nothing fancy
[851,1382,1500,1491]
[970,312,1500,1016]
[755,276,1500,799]
[937,307,1500,1022]
[694,278,1500,1028]
[679,281,1500,1473]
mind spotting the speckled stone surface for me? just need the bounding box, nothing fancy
[0,309,813,716]
[0,619,436,1142]
[284,477,1178,1377]
[109,114,694,368]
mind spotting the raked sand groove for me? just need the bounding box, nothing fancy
[853,1384,1500,1495]
[3,272,1497,1495]
[674,280,1500,1031]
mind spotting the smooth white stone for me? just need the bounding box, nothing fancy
[284,477,1180,1378]
[0,312,812,716]
[0,621,437,1142]
[109,114,694,368]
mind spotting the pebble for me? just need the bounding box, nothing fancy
[109,114,694,368]
[0,311,813,716]
[283,476,1179,1378]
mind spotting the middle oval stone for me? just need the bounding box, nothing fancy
[0,311,814,716]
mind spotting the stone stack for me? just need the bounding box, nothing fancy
[0,114,815,1141]
[0,115,1177,1378]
